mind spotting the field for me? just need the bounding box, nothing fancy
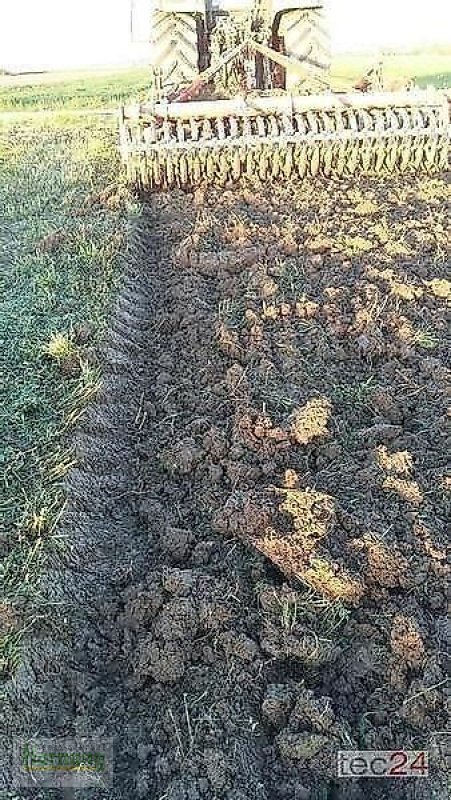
[0,52,450,112]
[332,52,451,90]
[0,56,450,799]
[0,66,151,112]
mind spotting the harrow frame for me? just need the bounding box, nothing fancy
[120,89,450,190]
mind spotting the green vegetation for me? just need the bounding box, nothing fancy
[0,113,134,676]
[332,52,451,89]
[0,67,150,112]
[0,51,449,114]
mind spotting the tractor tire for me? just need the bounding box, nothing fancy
[278,8,330,90]
[151,11,200,94]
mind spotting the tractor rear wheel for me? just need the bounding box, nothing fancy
[278,8,330,90]
[151,11,200,94]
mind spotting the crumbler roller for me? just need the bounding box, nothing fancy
[120,1,450,191]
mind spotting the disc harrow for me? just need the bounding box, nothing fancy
[121,90,450,190]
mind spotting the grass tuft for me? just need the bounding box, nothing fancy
[43,332,76,361]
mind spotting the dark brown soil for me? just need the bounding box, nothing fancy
[1,175,449,800]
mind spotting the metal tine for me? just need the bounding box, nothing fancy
[216,117,226,139]
[153,153,162,187]
[282,114,294,135]
[434,106,444,130]
[355,110,365,131]
[219,150,229,180]
[232,149,241,180]
[166,151,174,185]
[310,143,320,176]
[334,110,345,133]
[398,109,411,130]
[202,119,213,139]
[258,146,269,180]
[386,138,398,171]
[186,151,193,179]
[296,144,308,177]
[438,100,449,130]
[162,120,173,143]
[375,139,386,173]
[347,140,359,173]
[412,109,425,130]
[394,109,405,131]
[206,152,215,179]
[193,154,201,183]
[320,111,334,134]
[426,138,438,168]
[269,116,280,136]
[272,147,281,177]
[190,119,200,141]
[382,108,392,131]
[179,153,188,184]
[306,111,320,134]
[412,139,424,170]
[143,119,157,144]
[361,138,372,171]
[400,136,412,171]
[347,109,358,133]
[323,140,334,174]
[424,108,437,133]
[143,127,154,146]
[229,116,239,137]
[372,109,385,134]
[246,146,254,176]
[339,111,349,132]
[387,109,400,130]
[176,120,185,143]
[295,114,307,135]
[360,110,373,132]
[243,117,252,136]
[315,112,325,134]
[283,145,294,176]
[256,116,266,137]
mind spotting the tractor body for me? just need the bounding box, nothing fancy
[150,0,330,94]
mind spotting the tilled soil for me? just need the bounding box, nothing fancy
[1,176,449,800]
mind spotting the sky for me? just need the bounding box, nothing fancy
[0,1,450,71]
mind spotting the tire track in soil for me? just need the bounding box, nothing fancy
[0,199,281,800]
[0,202,202,798]
[62,207,182,798]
